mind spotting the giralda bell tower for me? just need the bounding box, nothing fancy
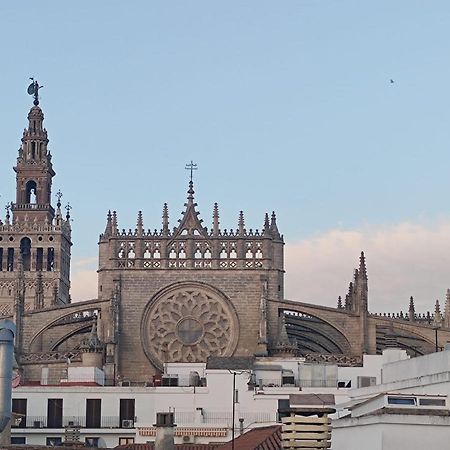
[0,80,72,318]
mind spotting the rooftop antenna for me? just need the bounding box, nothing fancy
[27,78,44,106]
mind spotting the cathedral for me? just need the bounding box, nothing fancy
[2,87,450,385]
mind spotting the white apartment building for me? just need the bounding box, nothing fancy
[10,355,383,447]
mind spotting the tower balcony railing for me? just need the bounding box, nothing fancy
[12,203,55,214]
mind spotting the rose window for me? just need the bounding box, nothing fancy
[141,284,239,368]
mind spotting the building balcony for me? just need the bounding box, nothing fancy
[13,416,132,429]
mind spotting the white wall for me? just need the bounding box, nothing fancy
[333,416,450,450]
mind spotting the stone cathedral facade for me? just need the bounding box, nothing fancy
[3,94,450,385]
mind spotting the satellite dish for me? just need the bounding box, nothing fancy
[27,82,35,96]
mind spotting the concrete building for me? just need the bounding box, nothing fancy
[8,354,386,447]
[333,348,450,450]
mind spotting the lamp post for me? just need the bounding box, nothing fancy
[231,371,236,450]
[433,326,439,352]
[228,370,249,450]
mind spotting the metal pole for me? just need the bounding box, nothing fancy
[232,372,236,450]
[0,320,16,439]
[435,328,438,352]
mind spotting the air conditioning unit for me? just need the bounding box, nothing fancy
[120,380,131,387]
[182,435,194,443]
[33,420,43,428]
[357,376,377,388]
[122,419,134,428]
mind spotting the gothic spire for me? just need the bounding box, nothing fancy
[263,213,270,234]
[104,210,112,236]
[238,211,245,236]
[173,176,207,238]
[337,296,343,309]
[213,203,219,236]
[162,203,169,236]
[359,251,367,279]
[136,211,143,236]
[445,289,450,328]
[270,211,281,239]
[112,211,118,235]
[434,299,443,325]
[408,296,416,322]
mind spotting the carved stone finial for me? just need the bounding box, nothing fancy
[359,251,367,278]
[238,211,245,236]
[213,203,219,236]
[112,211,118,235]
[263,213,270,234]
[409,296,416,322]
[137,211,143,235]
[162,203,169,236]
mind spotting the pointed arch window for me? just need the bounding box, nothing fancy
[20,237,32,271]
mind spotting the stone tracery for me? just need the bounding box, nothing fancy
[142,284,239,368]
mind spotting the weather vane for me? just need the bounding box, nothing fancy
[27,78,44,106]
[185,160,198,182]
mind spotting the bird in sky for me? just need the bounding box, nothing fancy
[390,79,395,84]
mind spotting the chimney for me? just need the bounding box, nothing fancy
[154,412,176,450]
[0,320,16,445]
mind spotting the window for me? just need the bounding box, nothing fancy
[0,248,3,271]
[47,247,55,271]
[11,437,26,445]
[120,399,135,428]
[387,396,416,405]
[46,437,62,446]
[85,437,100,447]
[86,399,101,428]
[25,180,37,203]
[12,399,27,428]
[419,398,446,406]
[47,399,63,428]
[36,247,43,271]
[7,248,14,271]
[20,237,31,271]
[119,437,135,445]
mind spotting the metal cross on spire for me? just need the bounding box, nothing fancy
[56,190,63,208]
[65,202,72,220]
[185,161,198,182]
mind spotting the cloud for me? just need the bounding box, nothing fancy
[284,219,450,314]
[70,258,97,302]
[69,219,450,313]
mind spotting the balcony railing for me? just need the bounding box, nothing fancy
[13,416,128,429]
[254,378,341,388]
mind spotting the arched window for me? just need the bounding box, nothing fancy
[25,180,37,204]
[20,237,31,271]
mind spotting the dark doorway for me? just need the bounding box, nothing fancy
[47,399,63,428]
[86,399,101,428]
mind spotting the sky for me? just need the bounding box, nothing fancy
[1,1,450,313]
